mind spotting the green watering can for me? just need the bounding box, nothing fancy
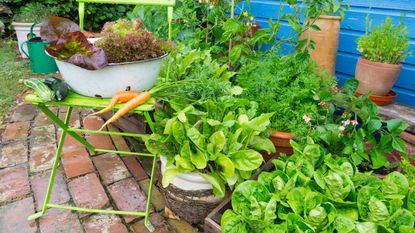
[20,22,58,74]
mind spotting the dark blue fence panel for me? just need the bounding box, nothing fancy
[245,0,415,106]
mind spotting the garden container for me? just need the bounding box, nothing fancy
[355,57,402,96]
[20,22,58,74]
[52,53,167,98]
[355,90,397,106]
[160,156,224,224]
[12,21,40,58]
[269,131,294,156]
[300,15,341,75]
[204,158,276,233]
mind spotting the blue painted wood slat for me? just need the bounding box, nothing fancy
[246,0,415,106]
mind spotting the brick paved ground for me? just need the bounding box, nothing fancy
[0,103,198,233]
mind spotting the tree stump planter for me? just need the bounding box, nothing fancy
[160,157,224,224]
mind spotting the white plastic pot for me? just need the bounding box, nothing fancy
[160,156,213,191]
[12,22,41,58]
[53,53,167,98]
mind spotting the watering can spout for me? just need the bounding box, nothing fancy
[20,21,58,74]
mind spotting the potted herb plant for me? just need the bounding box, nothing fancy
[145,96,275,224]
[40,16,173,98]
[300,0,349,75]
[235,53,336,156]
[355,17,411,104]
[12,2,56,58]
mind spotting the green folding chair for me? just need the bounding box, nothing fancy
[27,1,176,231]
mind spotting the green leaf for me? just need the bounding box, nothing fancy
[175,154,195,171]
[199,172,226,197]
[216,154,235,178]
[180,140,192,159]
[221,210,250,233]
[370,149,388,169]
[230,45,243,64]
[343,79,359,95]
[172,120,186,144]
[333,215,355,233]
[246,113,274,131]
[392,138,407,153]
[163,118,175,135]
[387,119,409,134]
[209,131,226,154]
[187,127,206,149]
[190,149,207,169]
[368,119,382,133]
[162,168,178,188]
[230,150,263,171]
[249,136,276,154]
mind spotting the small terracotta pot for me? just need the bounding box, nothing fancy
[300,15,341,75]
[355,57,402,96]
[269,131,294,156]
[355,90,397,106]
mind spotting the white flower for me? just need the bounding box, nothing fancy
[339,125,345,132]
[351,119,358,126]
[343,119,350,126]
[303,114,311,123]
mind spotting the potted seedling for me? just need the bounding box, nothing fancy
[300,0,349,75]
[40,16,173,98]
[12,3,56,58]
[355,17,411,105]
[145,96,275,224]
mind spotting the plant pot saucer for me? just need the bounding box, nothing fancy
[355,90,397,106]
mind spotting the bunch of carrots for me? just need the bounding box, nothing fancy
[92,90,151,131]
[93,80,199,131]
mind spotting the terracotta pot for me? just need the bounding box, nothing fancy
[300,15,341,75]
[355,57,402,96]
[355,90,397,106]
[269,131,294,156]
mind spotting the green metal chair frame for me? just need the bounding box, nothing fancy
[27,1,176,231]
[26,93,159,231]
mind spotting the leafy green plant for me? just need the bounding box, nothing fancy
[41,16,108,70]
[144,96,276,197]
[156,47,237,108]
[235,52,336,136]
[12,2,57,23]
[303,0,349,19]
[305,79,409,170]
[357,17,411,64]
[96,18,174,63]
[222,140,415,232]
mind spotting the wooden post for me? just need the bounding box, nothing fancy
[228,0,235,67]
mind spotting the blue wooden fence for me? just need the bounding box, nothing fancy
[244,0,415,107]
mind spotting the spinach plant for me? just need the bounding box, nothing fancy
[144,96,276,197]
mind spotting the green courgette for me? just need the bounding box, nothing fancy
[24,78,55,102]
[43,77,69,101]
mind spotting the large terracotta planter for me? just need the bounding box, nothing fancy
[269,131,294,156]
[300,15,341,75]
[355,57,402,96]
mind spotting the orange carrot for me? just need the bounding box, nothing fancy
[91,91,140,116]
[98,92,151,131]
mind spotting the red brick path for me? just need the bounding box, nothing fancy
[0,104,198,233]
